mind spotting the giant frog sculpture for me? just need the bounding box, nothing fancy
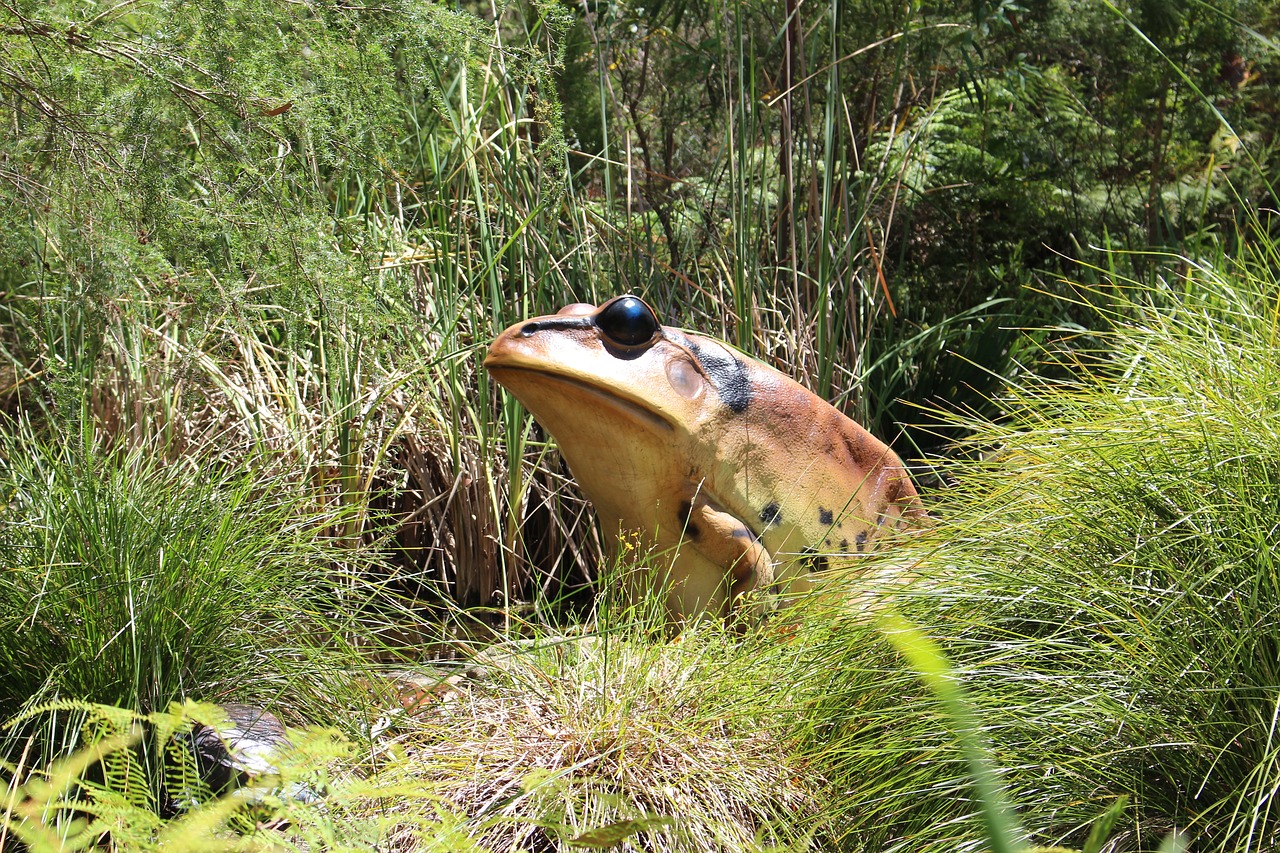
[485,295,925,625]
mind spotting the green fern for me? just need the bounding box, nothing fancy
[2,700,472,851]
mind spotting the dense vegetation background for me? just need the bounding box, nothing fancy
[0,0,1278,850]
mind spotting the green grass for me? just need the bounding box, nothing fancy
[0,425,386,774]
[783,251,1280,851]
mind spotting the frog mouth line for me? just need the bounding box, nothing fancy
[486,364,675,433]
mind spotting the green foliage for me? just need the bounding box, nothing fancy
[941,254,1280,850]
[0,0,569,428]
[561,0,1277,450]
[881,0,1261,307]
[1,700,449,851]
[0,425,375,718]
[879,610,1028,853]
[785,249,1280,850]
[0,0,590,612]
[0,0,514,288]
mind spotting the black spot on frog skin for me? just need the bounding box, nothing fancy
[855,531,868,552]
[759,502,782,528]
[818,507,834,526]
[800,545,829,573]
[677,500,700,539]
[839,538,849,551]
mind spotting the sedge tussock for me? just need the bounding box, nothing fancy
[400,629,824,852]
[793,255,1280,852]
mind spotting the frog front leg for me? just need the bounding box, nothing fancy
[676,495,776,624]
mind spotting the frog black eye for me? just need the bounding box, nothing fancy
[596,295,661,348]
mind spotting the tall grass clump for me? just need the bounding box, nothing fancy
[774,247,1280,851]
[400,608,827,853]
[0,425,378,753]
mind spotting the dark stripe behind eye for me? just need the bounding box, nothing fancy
[667,331,753,414]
